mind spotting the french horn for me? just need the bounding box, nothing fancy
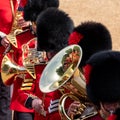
[39,45,98,120]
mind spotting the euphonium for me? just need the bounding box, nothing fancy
[39,45,98,120]
[59,69,98,120]
[39,45,82,93]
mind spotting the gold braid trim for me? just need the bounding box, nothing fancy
[20,78,34,90]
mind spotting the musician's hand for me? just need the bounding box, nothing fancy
[67,101,81,118]
[1,37,10,48]
[17,16,31,28]
[32,98,46,116]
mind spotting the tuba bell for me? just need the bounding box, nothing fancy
[39,45,82,93]
[39,45,98,120]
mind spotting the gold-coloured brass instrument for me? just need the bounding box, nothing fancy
[39,45,98,120]
[59,93,97,120]
[1,39,48,86]
[39,45,82,93]
[59,69,98,120]
[1,55,26,86]
[1,50,48,86]
[22,38,48,79]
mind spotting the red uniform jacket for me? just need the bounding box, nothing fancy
[6,30,35,112]
[18,64,62,120]
[0,0,33,113]
[33,65,62,120]
[14,39,63,120]
[16,51,72,120]
[4,31,69,119]
[0,0,18,34]
[0,0,18,71]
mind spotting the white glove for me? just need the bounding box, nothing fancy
[32,98,46,116]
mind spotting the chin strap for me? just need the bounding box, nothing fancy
[100,103,116,120]
[107,108,120,120]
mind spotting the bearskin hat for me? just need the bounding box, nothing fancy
[24,0,59,22]
[84,51,120,106]
[36,8,74,52]
[68,21,112,68]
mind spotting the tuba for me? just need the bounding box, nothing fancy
[39,45,98,120]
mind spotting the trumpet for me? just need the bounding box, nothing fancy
[39,45,98,120]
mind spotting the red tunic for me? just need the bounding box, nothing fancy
[15,39,63,120]
[7,30,35,112]
[0,0,33,114]
[0,0,18,34]
[0,0,18,71]
[34,65,62,120]
[4,31,69,119]
[17,64,62,120]
[17,57,72,120]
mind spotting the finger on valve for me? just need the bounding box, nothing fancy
[67,101,81,118]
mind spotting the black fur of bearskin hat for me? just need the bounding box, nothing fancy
[115,108,120,120]
[36,8,74,52]
[68,21,112,68]
[84,51,120,106]
[24,0,59,22]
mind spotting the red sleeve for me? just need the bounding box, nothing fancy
[16,65,45,109]
[0,0,18,34]
[16,73,37,109]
